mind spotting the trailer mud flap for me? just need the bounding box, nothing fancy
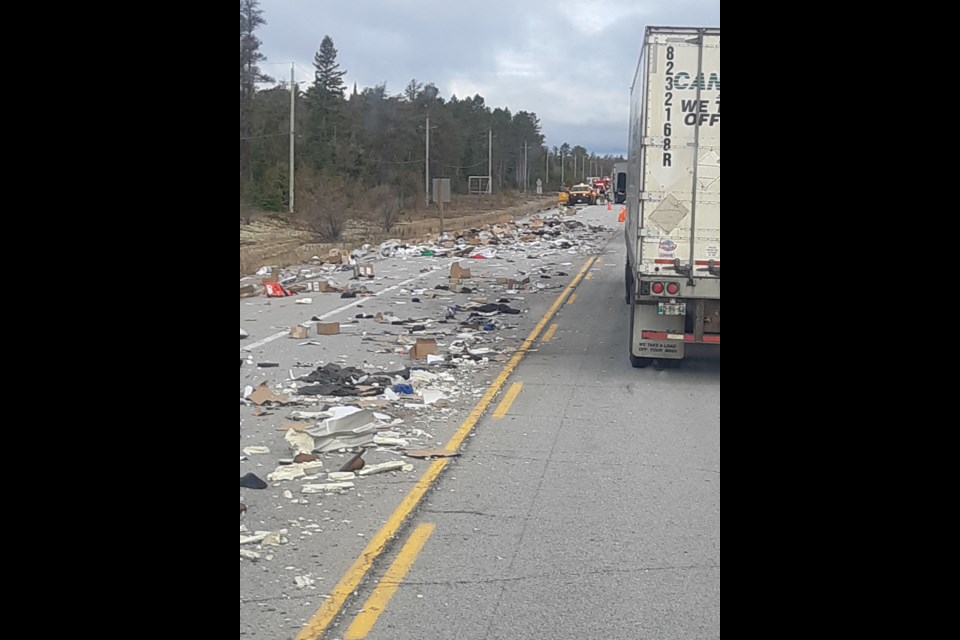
[635,339,684,359]
[631,303,685,360]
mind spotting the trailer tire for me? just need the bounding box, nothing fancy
[630,355,653,368]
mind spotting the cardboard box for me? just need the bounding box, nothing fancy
[410,338,437,359]
[304,280,339,293]
[450,262,472,281]
[354,263,375,278]
[316,322,340,336]
[289,325,309,339]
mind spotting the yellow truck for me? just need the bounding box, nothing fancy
[568,183,596,206]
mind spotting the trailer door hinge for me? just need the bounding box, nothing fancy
[672,259,692,277]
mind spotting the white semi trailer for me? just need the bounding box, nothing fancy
[625,26,720,368]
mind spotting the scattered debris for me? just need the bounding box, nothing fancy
[239,473,268,490]
[249,384,291,406]
[357,461,406,477]
[284,429,316,455]
[339,450,366,473]
[240,206,614,572]
[404,449,461,459]
[242,446,270,456]
[294,575,315,589]
[302,482,355,494]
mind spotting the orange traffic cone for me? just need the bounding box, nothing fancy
[618,208,626,223]
[607,202,612,211]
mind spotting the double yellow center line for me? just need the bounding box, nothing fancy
[343,524,436,639]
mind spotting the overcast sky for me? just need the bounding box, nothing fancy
[256,0,719,157]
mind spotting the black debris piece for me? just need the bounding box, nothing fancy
[240,473,268,490]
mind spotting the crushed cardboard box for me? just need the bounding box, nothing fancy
[250,384,291,406]
[410,338,437,359]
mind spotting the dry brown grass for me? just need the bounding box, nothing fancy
[239,195,555,276]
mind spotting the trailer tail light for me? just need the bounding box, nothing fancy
[666,283,680,295]
[652,282,665,294]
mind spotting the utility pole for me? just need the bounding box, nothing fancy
[289,63,295,214]
[425,116,430,208]
[545,148,549,186]
[524,141,528,192]
[561,151,565,185]
[488,129,493,195]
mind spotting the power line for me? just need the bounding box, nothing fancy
[376,158,424,165]
[253,61,314,86]
[295,62,314,79]
[436,158,489,170]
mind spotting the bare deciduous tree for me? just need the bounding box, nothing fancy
[368,185,399,232]
[298,174,350,241]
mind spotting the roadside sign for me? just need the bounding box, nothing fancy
[432,178,451,203]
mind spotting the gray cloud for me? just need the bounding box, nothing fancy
[258,0,720,156]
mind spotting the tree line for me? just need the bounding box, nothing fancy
[239,0,623,233]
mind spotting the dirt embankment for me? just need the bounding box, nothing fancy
[240,199,556,276]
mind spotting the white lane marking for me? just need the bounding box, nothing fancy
[242,266,444,352]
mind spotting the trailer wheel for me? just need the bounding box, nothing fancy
[630,354,653,368]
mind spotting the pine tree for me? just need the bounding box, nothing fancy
[240,0,271,186]
[309,35,347,171]
[313,36,346,98]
